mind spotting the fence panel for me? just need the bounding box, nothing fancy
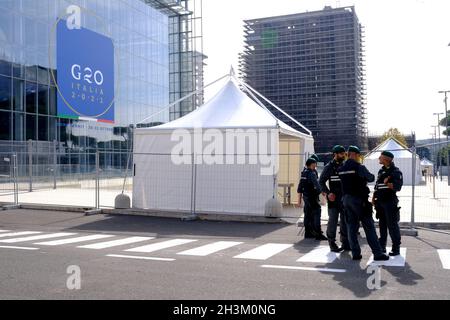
[98,151,133,208]
[0,153,16,204]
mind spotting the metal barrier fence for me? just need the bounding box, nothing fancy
[0,142,449,226]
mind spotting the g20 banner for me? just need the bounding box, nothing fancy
[56,18,115,123]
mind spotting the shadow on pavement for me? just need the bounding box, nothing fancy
[319,258,388,299]
[62,214,293,239]
[382,262,424,286]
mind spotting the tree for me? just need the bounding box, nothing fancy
[378,128,408,147]
[439,111,450,137]
[438,146,450,166]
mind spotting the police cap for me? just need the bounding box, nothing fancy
[332,145,346,154]
[310,154,320,162]
[347,146,361,154]
[381,151,394,159]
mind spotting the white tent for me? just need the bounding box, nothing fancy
[132,77,314,216]
[363,138,422,185]
[420,158,434,176]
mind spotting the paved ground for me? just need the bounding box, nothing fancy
[0,209,449,300]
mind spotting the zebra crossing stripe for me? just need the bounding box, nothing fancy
[0,230,11,233]
[261,265,346,273]
[297,246,340,263]
[126,239,197,253]
[78,236,154,250]
[233,243,293,260]
[366,248,407,267]
[0,231,42,239]
[177,241,243,256]
[35,234,114,246]
[106,254,175,262]
[0,232,77,244]
[0,245,40,251]
[437,249,450,270]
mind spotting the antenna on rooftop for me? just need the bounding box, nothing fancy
[229,65,235,77]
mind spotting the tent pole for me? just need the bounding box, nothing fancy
[136,73,230,126]
[239,80,312,136]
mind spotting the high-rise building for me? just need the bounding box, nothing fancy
[240,6,367,155]
[0,0,204,172]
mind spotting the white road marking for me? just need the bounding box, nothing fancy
[35,234,114,246]
[0,245,39,251]
[233,243,293,260]
[261,265,346,273]
[437,249,450,270]
[367,248,407,267]
[0,232,77,243]
[0,230,11,233]
[78,236,154,250]
[0,231,42,238]
[297,246,340,263]
[106,254,175,262]
[177,241,242,256]
[126,239,197,253]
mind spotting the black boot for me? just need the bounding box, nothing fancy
[315,232,328,241]
[374,253,390,261]
[389,247,400,256]
[329,241,344,253]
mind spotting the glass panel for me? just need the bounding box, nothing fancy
[0,76,12,110]
[12,63,24,79]
[13,79,24,111]
[49,86,56,116]
[37,66,49,85]
[0,59,12,77]
[25,65,37,82]
[26,114,36,140]
[25,82,37,113]
[48,117,56,141]
[13,112,24,141]
[0,111,11,140]
[38,84,48,115]
[38,116,48,141]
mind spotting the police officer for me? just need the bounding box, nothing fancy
[310,154,320,178]
[319,145,350,252]
[297,158,328,240]
[338,146,389,261]
[373,151,403,256]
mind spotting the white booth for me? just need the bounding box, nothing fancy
[364,138,422,185]
[132,77,314,216]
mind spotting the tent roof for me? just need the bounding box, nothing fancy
[420,158,434,166]
[137,78,312,140]
[365,138,413,160]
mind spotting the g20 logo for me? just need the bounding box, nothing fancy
[71,64,104,86]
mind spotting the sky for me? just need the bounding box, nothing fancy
[201,0,450,140]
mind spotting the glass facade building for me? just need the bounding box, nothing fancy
[0,1,205,173]
[240,6,368,155]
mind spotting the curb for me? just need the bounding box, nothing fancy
[104,209,290,224]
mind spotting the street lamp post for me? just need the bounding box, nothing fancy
[438,91,450,185]
[433,112,444,181]
[431,126,438,175]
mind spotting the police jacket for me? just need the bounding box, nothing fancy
[297,167,322,199]
[319,160,344,207]
[338,159,375,198]
[374,163,403,201]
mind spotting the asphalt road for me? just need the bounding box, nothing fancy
[0,209,449,300]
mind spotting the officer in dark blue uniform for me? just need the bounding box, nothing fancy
[338,146,389,261]
[297,157,328,240]
[310,154,320,179]
[373,151,403,256]
[319,145,350,252]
